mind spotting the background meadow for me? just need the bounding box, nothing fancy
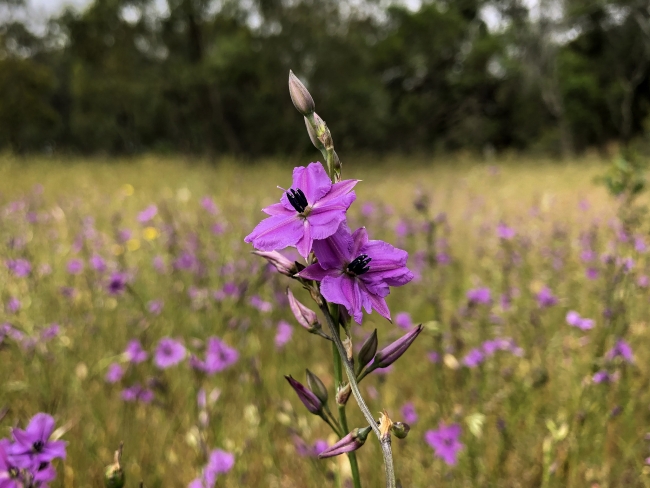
[2,154,650,487]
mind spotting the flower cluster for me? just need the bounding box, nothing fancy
[245,162,413,323]
[0,413,66,487]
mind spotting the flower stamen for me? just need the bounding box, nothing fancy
[287,188,309,213]
[347,254,371,275]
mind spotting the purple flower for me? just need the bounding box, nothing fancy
[425,423,463,466]
[497,223,516,240]
[536,286,558,308]
[395,312,413,330]
[249,295,273,313]
[606,339,634,363]
[40,323,60,341]
[105,363,124,383]
[427,351,440,363]
[66,258,84,275]
[566,311,594,331]
[189,449,234,488]
[125,340,148,364]
[137,204,158,223]
[154,338,186,369]
[593,370,616,384]
[201,196,219,215]
[6,259,31,277]
[8,413,67,469]
[90,254,106,272]
[462,348,484,368]
[0,440,21,488]
[275,321,293,348]
[298,223,413,323]
[467,287,491,305]
[191,337,238,375]
[148,299,164,315]
[121,384,154,403]
[6,298,20,314]
[401,402,418,424]
[245,162,358,258]
[107,272,127,295]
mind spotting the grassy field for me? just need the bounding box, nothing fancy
[1,154,649,487]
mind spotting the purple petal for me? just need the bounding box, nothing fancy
[366,292,391,321]
[312,223,353,269]
[297,263,337,281]
[321,275,364,323]
[316,179,359,205]
[351,227,370,257]
[40,440,67,460]
[292,162,332,204]
[296,220,313,258]
[27,413,55,441]
[262,202,292,216]
[244,214,304,252]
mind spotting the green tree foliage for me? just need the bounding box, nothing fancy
[0,0,649,156]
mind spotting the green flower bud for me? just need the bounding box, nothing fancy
[289,70,315,116]
[305,369,328,405]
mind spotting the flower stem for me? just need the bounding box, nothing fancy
[330,319,362,488]
[321,302,396,488]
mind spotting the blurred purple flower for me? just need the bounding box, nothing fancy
[425,423,463,466]
[401,402,418,424]
[125,339,148,364]
[427,351,440,363]
[245,162,358,258]
[107,272,127,295]
[249,295,273,313]
[605,339,634,363]
[66,258,84,275]
[201,196,219,215]
[395,312,413,330]
[635,236,647,253]
[191,337,239,375]
[40,323,60,341]
[274,320,293,348]
[585,267,599,280]
[361,202,376,217]
[148,299,164,315]
[593,370,616,384]
[637,275,649,288]
[6,297,20,314]
[117,228,132,243]
[137,204,158,223]
[467,287,491,305]
[90,254,106,272]
[536,286,558,308]
[152,255,166,273]
[8,413,67,469]
[298,223,413,323]
[6,258,31,277]
[566,311,594,330]
[463,348,484,368]
[189,449,234,488]
[105,363,124,383]
[154,338,186,369]
[497,223,516,240]
[121,383,154,403]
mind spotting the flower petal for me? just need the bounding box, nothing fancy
[262,202,293,216]
[321,275,363,323]
[244,214,304,252]
[315,179,359,205]
[296,220,313,258]
[28,413,55,441]
[312,223,353,269]
[297,264,338,281]
[292,162,332,204]
[351,227,369,257]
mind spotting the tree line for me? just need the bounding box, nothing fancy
[1,0,649,158]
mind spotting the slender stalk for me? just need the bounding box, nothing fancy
[321,302,396,488]
[331,322,362,488]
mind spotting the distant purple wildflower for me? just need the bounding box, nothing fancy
[536,286,558,308]
[249,295,273,313]
[298,223,413,323]
[245,162,358,258]
[105,363,124,383]
[148,299,164,315]
[585,267,599,280]
[107,272,127,295]
[8,413,67,469]
[137,204,158,223]
[152,255,166,273]
[154,338,186,369]
[467,287,491,305]
[637,275,649,288]
[125,339,148,364]
[275,321,293,348]
[566,311,594,330]
[40,323,60,341]
[90,254,106,272]
[593,371,615,384]
[6,258,31,277]
[190,337,239,375]
[121,384,154,403]
[395,312,413,330]
[425,423,464,466]
[6,297,20,314]
[497,222,516,240]
[401,402,418,424]
[201,196,219,215]
[189,449,234,488]
[463,348,484,368]
[66,258,83,275]
[427,351,440,363]
[605,339,634,363]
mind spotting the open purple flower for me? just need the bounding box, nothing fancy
[6,259,31,278]
[154,337,186,369]
[298,223,413,323]
[0,439,22,488]
[605,339,634,363]
[190,337,239,375]
[189,449,234,488]
[245,162,358,258]
[124,339,148,364]
[425,423,463,466]
[8,413,67,469]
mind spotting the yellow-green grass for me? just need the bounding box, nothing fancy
[0,154,648,488]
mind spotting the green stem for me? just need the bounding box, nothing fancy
[331,319,363,488]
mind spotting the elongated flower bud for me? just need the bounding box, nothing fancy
[104,443,125,488]
[305,116,324,151]
[306,369,328,405]
[318,426,372,458]
[289,70,315,116]
[357,329,378,374]
[372,325,424,370]
[287,288,320,330]
[285,375,323,415]
[252,251,297,277]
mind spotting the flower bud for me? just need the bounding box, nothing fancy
[287,288,320,331]
[306,369,328,405]
[285,375,323,415]
[356,329,378,374]
[372,325,424,370]
[391,422,410,439]
[289,70,315,116]
[305,116,324,151]
[252,251,297,277]
[318,426,372,458]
